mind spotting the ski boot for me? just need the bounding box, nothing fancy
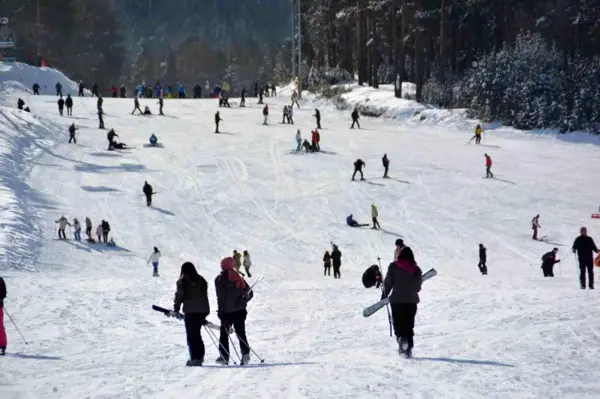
[0,347,5,356]
[215,356,229,365]
[153,271,159,277]
[397,337,406,355]
[241,353,250,366]
[405,347,413,359]
[186,359,203,367]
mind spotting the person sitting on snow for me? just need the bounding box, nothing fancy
[346,214,359,227]
[149,134,158,147]
[143,106,152,115]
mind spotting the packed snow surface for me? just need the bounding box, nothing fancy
[1,64,600,398]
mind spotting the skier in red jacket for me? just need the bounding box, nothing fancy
[484,154,493,178]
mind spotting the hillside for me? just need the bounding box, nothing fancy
[1,63,600,398]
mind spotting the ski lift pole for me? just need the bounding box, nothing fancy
[377,256,392,337]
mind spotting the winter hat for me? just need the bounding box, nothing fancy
[220,257,246,289]
[395,239,404,247]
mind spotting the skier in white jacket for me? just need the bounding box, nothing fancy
[243,250,252,278]
[148,247,161,277]
[95,224,103,243]
[55,216,71,240]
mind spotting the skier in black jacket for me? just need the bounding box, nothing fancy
[68,123,78,144]
[78,81,85,97]
[240,88,246,107]
[107,129,118,150]
[32,83,40,95]
[352,159,366,181]
[132,97,142,115]
[215,257,254,365]
[173,262,210,367]
[331,244,342,279]
[572,227,598,289]
[478,244,487,275]
[323,250,332,276]
[0,276,6,355]
[143,181,153,206]
[17,98,24,110]
[382,154,390,178]
[314,108,321,129]
[65,94,73,116]
[101,220,110,243]
[91,83,99,97]
[57,96,65,116]
[351,108,360,129]
[541,248,560,277]
[215,111,223,133]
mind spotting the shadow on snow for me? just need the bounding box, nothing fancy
[7,353,62,360]
[415,357,515,367]
[80,185,121,193]
[201,361,318,369]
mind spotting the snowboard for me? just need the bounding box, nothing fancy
[152,305,221,331]
[362,268,437,318]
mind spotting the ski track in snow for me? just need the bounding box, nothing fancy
[0,73,600,398]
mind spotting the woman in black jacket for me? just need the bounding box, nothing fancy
[174,262,210,366]
[215,257,253,365]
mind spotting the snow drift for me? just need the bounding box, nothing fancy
[0,62,84,101]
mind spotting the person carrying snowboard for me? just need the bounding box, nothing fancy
[331,244,342,279]
[484,153,493,178]
[215,111,223,133]
[148,247,161,277]
[541,248,560,277]
[352,159,366,181]
[132,97,143,115]
[382,154,390,178]
[143,181,154,207]
[243,250,252,278]
[55,215,71,239]
[57,96,65,116]
[323,250,332,276]
[68,123,78,144]
[173,262,210,366]
[469,124,483,144]
[532,214,541,240]
[65,94,73,116]
[371,204,381,230]
[314,108,321,129]
[0,276,6,355]
[215,257,253,365]
[382,246,422,358]
[351,108,360,129]
[478,244,487,275]
[572,227,598,289]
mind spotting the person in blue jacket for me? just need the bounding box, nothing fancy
[155,82,162,98]
[149,134,158,147]
[346,214,368,227]
[178,84,186,99]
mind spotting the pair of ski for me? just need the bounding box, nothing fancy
[362,268,437,317]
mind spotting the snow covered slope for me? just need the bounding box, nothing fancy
[0,62,84,100]
[1,70,600,398]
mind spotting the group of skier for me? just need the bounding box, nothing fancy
[54,216,112,245]
[322,244,342,278]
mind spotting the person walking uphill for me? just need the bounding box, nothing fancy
[572,227,598,289]
[233,250,244,276]
[143,181,154,207]
[57,96,65,116]
[55,215,71,240]
[541,248,560,277]
[0,276,6,355]
[215,257,254,365]
[173,262,210,366]
[243,250,252,278]
[352,159,366,181]
[65,94,73,116]
[68,123,78,144]
[382,154,390,178]
[351,108,360,129]
[382,247,422,358]
[148,247,161,277]
[331,244,342,279]
[484,153,494,178]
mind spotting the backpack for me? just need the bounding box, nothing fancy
[362,265,382,288]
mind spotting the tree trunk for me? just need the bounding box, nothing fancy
[392,0,401,97]
[371,8,378,88]
[357,0,366,85]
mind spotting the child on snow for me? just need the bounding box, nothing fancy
[148,247,161,277]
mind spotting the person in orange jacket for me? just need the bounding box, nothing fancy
[484,154,493,178]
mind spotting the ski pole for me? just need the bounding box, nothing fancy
[234,332,265,364]
[227,331,242,363]
[377,257,393,338]
[204,324,236,365]
[4,308,29,345]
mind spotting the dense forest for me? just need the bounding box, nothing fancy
[1,0,600,131]
[1,0,290,92]
[295,0,600,131]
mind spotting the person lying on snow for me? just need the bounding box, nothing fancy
[109,142,129,150]
[346,214,369,227]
